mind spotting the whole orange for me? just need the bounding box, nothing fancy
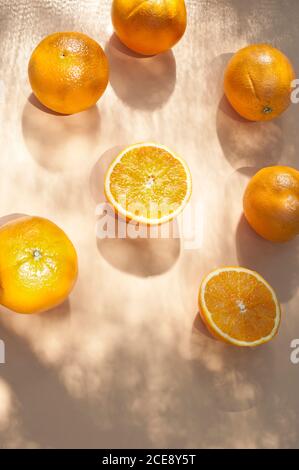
[111,0,187,56]
[0,216,78,314]
[224,44,295,121]
[243,166,299,242]
[28,32,109,114]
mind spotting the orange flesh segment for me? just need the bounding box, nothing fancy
[109,146,188,220]
[204,271,277,342]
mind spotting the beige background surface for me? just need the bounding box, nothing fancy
[0,0,299,449]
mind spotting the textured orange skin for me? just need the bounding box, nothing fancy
[224,44,295,121]
[0,216,78,314]
[112,0,187,56]
[243,166,299,242]
[28,32,109,114]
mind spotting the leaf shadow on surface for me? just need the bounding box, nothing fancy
[189,311,299,448]
[191,312,272,412]
[0,320,150,449]
[0,302,298,449]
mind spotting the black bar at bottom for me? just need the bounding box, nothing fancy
[0,449,297,465]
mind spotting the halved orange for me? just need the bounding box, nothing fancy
[104,143,192,225]
[198,267,281,347]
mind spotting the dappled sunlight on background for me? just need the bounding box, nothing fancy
[190,314,271,412]
[0,377,39,448]
[0,378,14,432]
[0,0,299,450]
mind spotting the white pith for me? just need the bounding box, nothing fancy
[236,299,246,313]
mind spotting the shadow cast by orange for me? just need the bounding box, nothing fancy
[90,145,124,204]
[0,213,26,228]
[96,205,180,277]
[236,215,299,303]
[192,311,217,341]
[216,95,284,171]
[105,34,177,111]
[22,94,101,172]
[35,298,71,322]
[27,93,64,116]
